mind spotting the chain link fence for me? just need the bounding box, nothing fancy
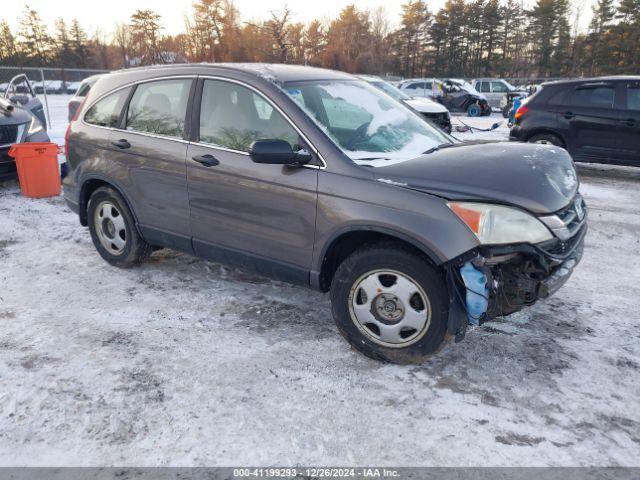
[0,66,109,126]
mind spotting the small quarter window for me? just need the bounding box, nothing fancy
[84,88,130,127]
[569,84,615,109]
[126,79,191,138]
[625,83,640,110]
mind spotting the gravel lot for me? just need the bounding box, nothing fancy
[0,97,639,466]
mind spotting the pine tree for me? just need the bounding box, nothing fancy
[588,0,614,74]
[130,9,163,65]
[54,19,74,67]
[0,20,17,64]
[18,6,51,65]
[69,19,89,67]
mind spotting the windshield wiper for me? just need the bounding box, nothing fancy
[353,157,392,161]
[422,143,456,155]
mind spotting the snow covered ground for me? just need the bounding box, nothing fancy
[0,96,639,467]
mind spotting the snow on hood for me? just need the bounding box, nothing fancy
[405,97,448,114]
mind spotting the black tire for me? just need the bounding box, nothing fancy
[330,245,449,364]
[528,133,564,147]
[87,186,151,268]
[466,103,481,117]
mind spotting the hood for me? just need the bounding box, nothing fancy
[373,141,578,214]
[0,98,32,125]
[405,97,448,114]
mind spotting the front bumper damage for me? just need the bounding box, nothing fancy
[445,214,587,342]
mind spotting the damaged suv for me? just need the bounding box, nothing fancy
[63,64,586,364]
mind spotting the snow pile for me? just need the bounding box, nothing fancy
[0,95,638,467]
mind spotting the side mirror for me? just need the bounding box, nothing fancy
[249,139,312,166]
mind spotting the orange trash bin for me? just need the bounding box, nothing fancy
[8,142,61,198]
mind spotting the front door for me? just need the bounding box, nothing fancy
[616,80,640,166]
[186,78,318,284]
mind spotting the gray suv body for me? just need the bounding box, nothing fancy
[63,64,586,363]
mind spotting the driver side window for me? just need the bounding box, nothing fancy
[199,79,299,152]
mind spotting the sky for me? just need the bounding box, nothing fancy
[2,0,594,38]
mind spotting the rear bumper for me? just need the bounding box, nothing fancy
[62,179,80,215]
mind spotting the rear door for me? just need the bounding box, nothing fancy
[555,82,618,163]
[186,77,319,284]
[615,80,640,166]
[107,77,194,250]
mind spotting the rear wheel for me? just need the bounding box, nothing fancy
[529,133,563,147]
[87,186,151,268]
[467,103,481,117]
[330,245,449,364]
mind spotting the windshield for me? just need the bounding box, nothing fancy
[453,80,481,96]
[284,80,451,165]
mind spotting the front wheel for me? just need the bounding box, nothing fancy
[330,245,449,364]
[466,103,481,117]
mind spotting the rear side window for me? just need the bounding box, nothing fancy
[625,83,640,110]
[77,82,91,97]
[491,81,508,93]
[126,79,191,138]
[84,88,130,127]
[569,84,615,108]
[478,81,490,93]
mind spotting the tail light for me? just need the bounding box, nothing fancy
[65,98,86,158]
[514,105,529,121]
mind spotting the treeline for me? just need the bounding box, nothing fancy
[0,0,638,78]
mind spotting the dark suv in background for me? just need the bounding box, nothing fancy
[510,76,640,166]
[63,64,586,364]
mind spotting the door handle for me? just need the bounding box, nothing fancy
[620,118,637,126]
[192,154,220,167]
[111,139,131,149]
[563,112,575,119]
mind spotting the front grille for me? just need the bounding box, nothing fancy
[556,194,587,237]
[545,223,586,257]
[0,124,19,145]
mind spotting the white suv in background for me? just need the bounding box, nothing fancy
[472,78,528,110]
[359,76,452,133]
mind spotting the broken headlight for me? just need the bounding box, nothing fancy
[448,202,553,245]
[27,115,44,136]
